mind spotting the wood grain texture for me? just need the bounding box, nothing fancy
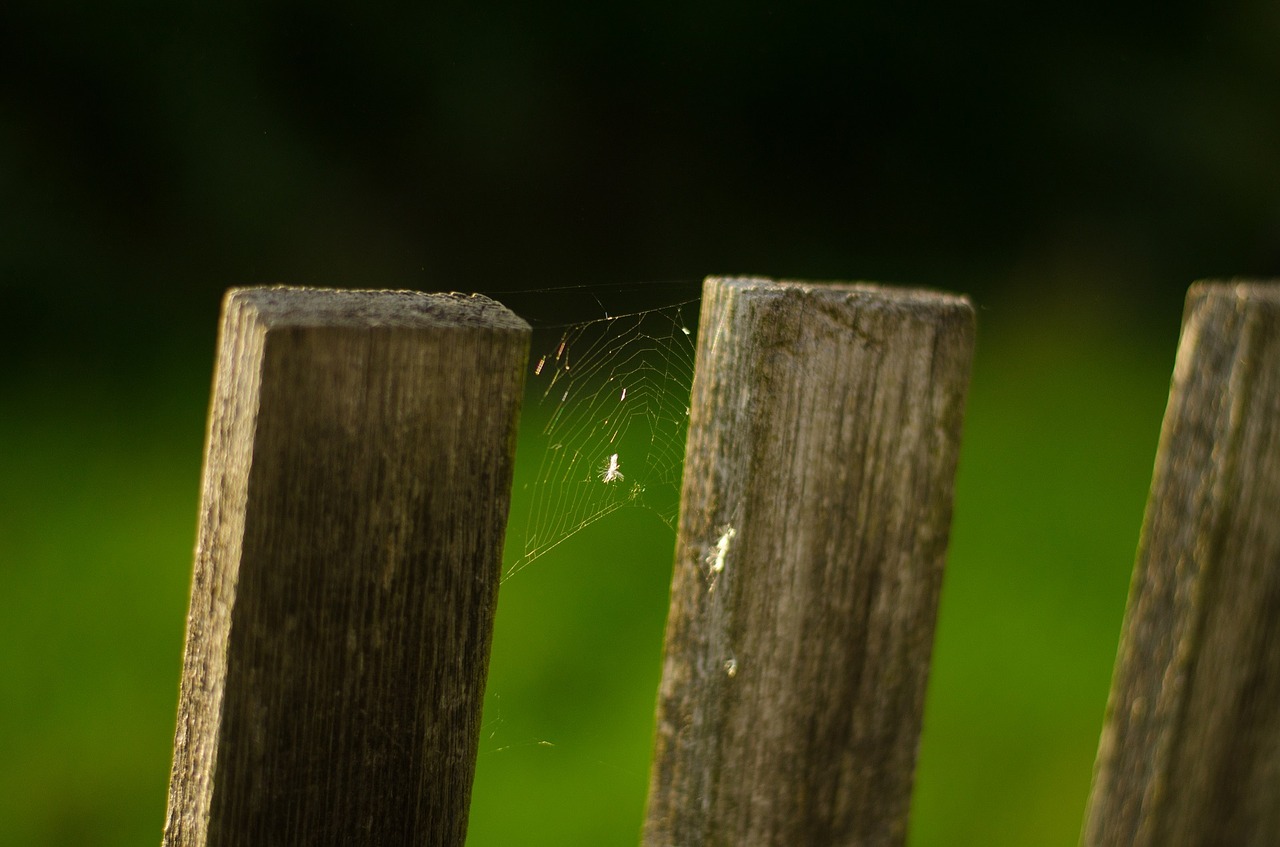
[162,287,529,847]
[1083,281,1280,847]
[643,277,975,847]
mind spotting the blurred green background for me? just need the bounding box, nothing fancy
[2,1,1278,844]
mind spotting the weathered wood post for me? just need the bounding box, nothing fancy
[1083,281,1280,846]
[644,277,975,846]
[162,287,529,846]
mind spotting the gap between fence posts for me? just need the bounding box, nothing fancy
[643,277,975,847]
[162,287,529,847]
[1083,281,1280,847]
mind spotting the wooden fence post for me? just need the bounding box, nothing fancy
[1083,281,1280,846]
[162,287,529,846]
[643,277,975,846]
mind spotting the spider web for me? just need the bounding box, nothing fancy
[502,296,699,579]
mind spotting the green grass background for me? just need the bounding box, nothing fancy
[3,2,1273,841]
[0,296,1175,845]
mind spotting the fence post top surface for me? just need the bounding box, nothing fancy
[222,285,531,332]
[704,275,973,316]
[1187,279,1280,306]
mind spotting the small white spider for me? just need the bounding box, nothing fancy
[706,524,736,592]
[599,453,623,484]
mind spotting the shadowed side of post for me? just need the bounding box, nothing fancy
[644,276,975,847]
[1083,282,1280,847]
[162,287,530,847]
